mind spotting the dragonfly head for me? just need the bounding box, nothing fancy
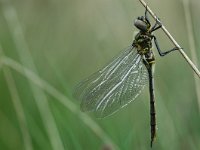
[134,16,151,32]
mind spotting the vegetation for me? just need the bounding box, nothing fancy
[0,0,199,149]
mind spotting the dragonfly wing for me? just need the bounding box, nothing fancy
[74,46,148,118]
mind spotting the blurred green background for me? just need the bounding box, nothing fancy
[0,0,200,149]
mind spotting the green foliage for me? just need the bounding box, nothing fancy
[0,0,200,150]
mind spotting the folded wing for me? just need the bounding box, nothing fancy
[74,46,148,118]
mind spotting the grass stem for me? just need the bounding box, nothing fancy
[1,56,119,150]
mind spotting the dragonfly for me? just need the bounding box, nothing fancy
[74,7,179,147]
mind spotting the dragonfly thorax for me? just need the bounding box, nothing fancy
[133,32,153,55]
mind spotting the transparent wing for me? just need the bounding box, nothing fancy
[74,45,148,118]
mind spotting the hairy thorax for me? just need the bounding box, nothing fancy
[133,32,153,55]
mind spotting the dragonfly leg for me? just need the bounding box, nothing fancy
[153,35,180,57]
[145,5,151,25]
[145,5,162,32]
[150,18,162,32]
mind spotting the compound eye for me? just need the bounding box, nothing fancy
[134,19,148,31]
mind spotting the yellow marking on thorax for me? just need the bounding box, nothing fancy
[149,60,155,64]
